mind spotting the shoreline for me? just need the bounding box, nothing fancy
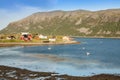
[0,65,120,80]
[71,36,120,39]
[0,41,80,47]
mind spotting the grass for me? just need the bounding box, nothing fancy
[0,35,66,43]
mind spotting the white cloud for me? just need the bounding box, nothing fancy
[0,6,43,30]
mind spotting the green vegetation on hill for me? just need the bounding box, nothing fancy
[0,9,120,37]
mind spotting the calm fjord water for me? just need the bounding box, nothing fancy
[0,38,120,76]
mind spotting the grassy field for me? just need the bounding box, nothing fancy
[0,34,71,43]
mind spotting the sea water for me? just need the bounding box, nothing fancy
[0,38,120,76]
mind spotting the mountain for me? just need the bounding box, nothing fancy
[0,9,120,37]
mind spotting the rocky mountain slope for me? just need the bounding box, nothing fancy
[0,9,120,37]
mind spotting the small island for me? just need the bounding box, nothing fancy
[0,32,79,47]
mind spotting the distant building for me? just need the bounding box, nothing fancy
[21,32,29,35]
[20,32,32,41]
[39,34,47,39]
[6,36,16,40]
[49,38,56,42]
[62,36,70,42]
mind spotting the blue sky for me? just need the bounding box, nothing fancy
[0,0,120,30]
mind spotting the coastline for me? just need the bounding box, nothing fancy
[0,41,80,47]
[0,36,120,47]
[71,36,120,39]
[1,35,120,47]
[0,65,120,80]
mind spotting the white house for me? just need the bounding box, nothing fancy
[39,34,47,39]
[49,38,56,42]
[62,36,70,42]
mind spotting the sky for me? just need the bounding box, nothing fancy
[0,0,120,30]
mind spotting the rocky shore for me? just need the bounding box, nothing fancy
[0,66,120,80]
